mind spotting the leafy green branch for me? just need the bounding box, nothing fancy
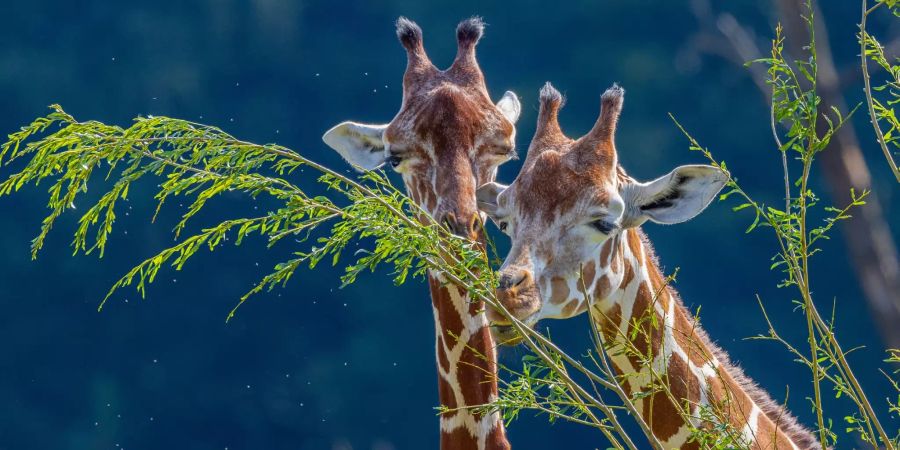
[861,0,900,182]
[1,103,667,450]
[669,4,895,447]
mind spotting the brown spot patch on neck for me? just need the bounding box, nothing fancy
[430,278,465,347]
[626,281,665,369]
[458,329,499,411]
[643,384,687,443]
[441,426,479,450]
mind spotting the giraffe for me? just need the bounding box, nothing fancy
[321,17,520,450]
[476,83,822,449]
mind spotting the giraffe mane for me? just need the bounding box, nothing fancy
[636,229,824,450]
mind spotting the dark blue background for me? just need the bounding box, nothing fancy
[0,1,897,449]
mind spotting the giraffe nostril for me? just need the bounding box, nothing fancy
[499,270,529,290]
[513,271,529,288]
[498,274,511,290]
[440,211,478,237]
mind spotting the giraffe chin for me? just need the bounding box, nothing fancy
[490,315,539,347]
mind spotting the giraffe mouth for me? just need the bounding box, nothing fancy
[491,325,523,346]
[490,314,538,347]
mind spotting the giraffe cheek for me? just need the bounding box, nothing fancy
[587,231,608,245]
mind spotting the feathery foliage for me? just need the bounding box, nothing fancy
[3,1,898,449]
[0,105,494,319]
[1,99,663,450]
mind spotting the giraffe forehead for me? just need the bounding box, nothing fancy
[387,85,510,162]
[514,152,615,224]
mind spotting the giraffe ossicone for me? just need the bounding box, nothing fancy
[322,16,519,450]
[479,82,822,449]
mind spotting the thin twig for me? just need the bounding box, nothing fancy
[860,0,900,183]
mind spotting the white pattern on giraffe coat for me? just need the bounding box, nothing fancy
[431,271,503,450]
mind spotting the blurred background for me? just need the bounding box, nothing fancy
[0,1,897,449]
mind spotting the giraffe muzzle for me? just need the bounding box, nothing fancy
[494,268,540,319]
[439,210,482,239]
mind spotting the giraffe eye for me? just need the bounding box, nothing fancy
[387,155,402,168]
[590,219,616,235]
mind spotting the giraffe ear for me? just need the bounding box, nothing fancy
[496,91,521,124]
[476,181,508,221]
[322,121,389,171]
[621,165,727,227]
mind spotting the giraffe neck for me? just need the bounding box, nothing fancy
[405,174,510,450]
[429,276,510,450]
[585,228,818,450]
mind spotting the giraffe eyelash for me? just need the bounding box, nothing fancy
[487,146,517,160]
[386,149,416,169]
[589,219,617,235]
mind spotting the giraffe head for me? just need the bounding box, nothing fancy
[478,83,726,343]
[323,17,521,238]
